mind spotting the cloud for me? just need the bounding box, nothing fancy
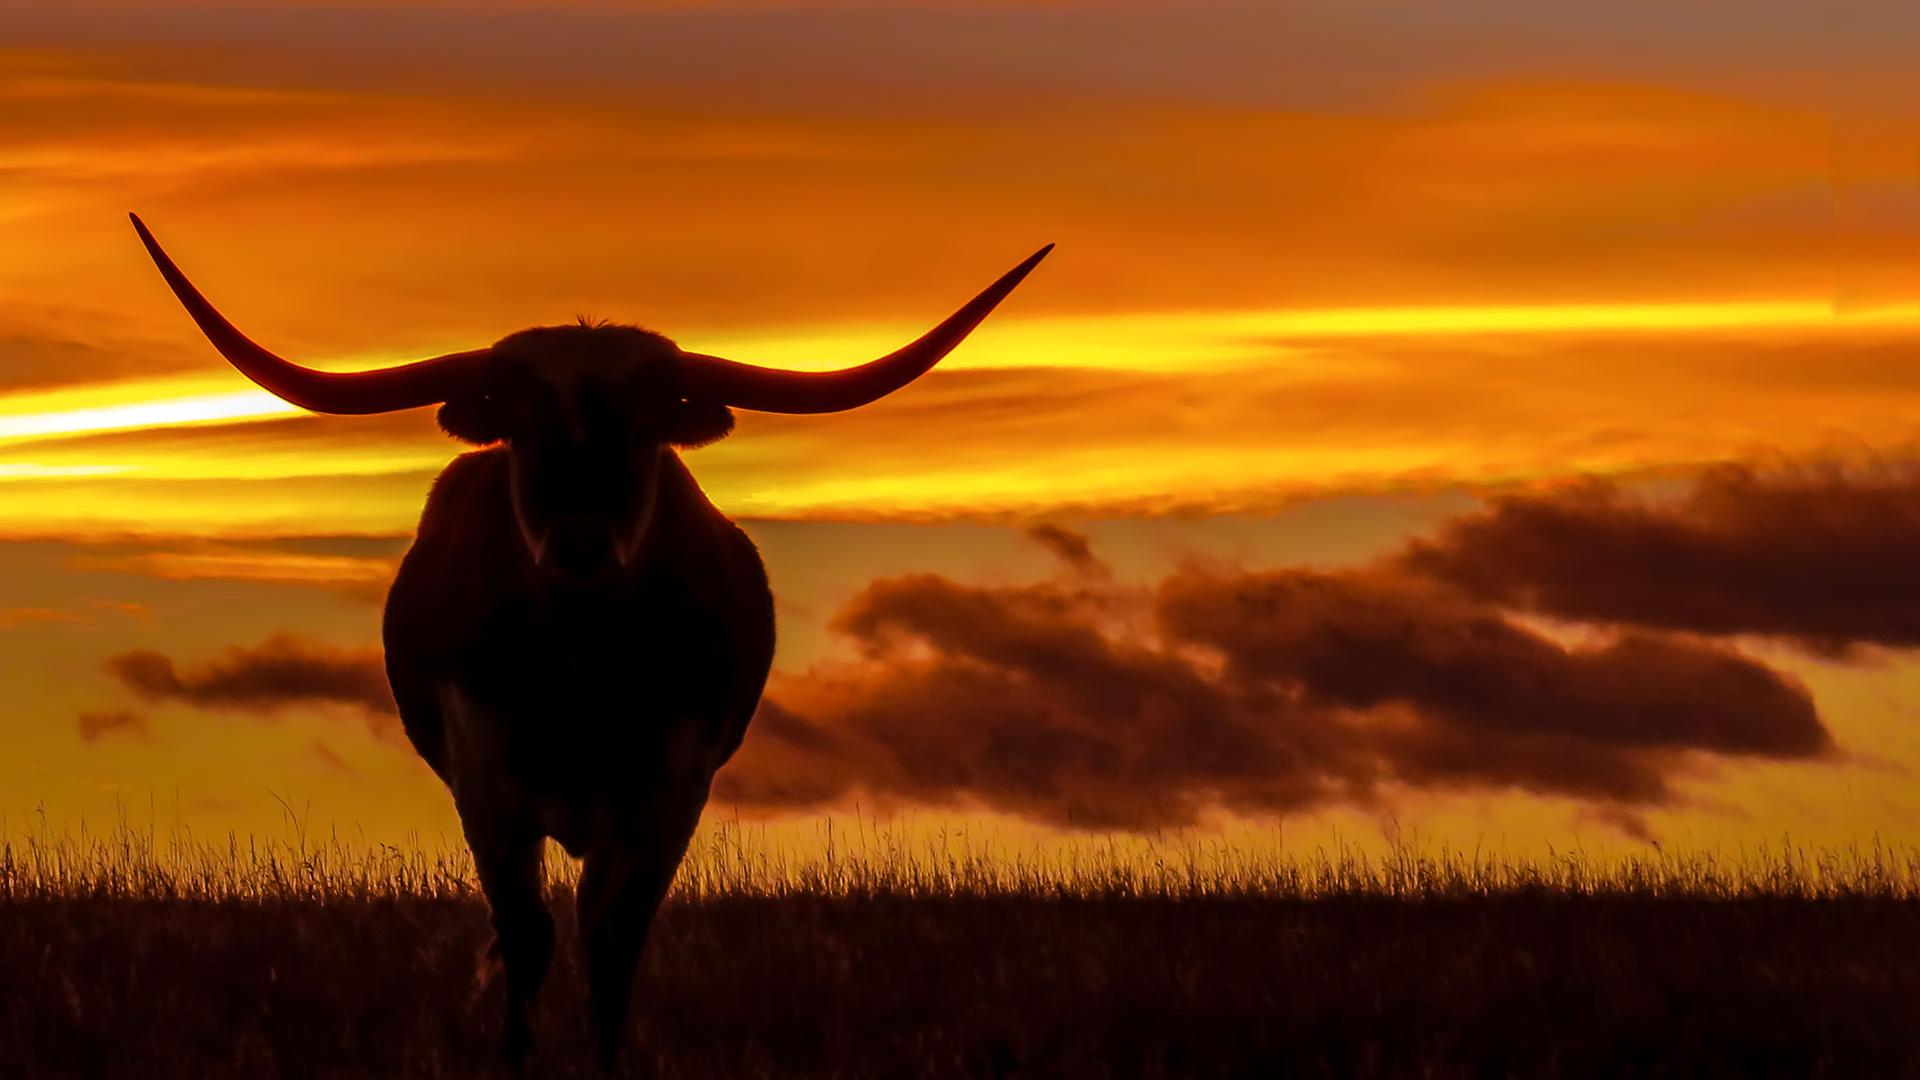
[0,600,146,628]
[1403,463,1920,655]
[106,634,399,739]
[73,548,398,602]
[0,332,204,394]
[1025,523,1107,576]
[0,606,78,628]
[101,535,401,601]
[76,709,148,742]
[1157,566,1827,780]
[716,551,1829,831]
[1,533,408,607]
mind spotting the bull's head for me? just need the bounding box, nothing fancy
[131,215,1049,581]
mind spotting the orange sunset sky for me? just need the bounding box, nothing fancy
[6,1,1920,854]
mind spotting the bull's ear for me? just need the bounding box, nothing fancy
[665,400,735,449]
[436,394,509,445]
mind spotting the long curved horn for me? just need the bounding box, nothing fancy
[678,244,1053,414]
[130,213,487,415]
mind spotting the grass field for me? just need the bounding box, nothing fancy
[4,820,1919,1078]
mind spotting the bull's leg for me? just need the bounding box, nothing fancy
[577,810,701,1072]
[465,815,553,1068]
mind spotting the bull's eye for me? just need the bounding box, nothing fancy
[437,392,514,446]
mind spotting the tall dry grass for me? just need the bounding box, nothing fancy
[9,810,1920,1077]
[6,807,1918,903]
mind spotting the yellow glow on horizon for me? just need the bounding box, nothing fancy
[727,442,1469,519]
[6,298,1917,451]
[0,454,447,483]
[688,298,1920,374]
[0,381,297,444]
[0,463,125,479]
[1223,299,1920,337]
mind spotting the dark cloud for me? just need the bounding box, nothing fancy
[1025,523,1107,576]
[1403,464,1920,655]
[76,709,148,742]
[716,556,1829,831]
[1157,567,1828,789]
[107,634,398,740]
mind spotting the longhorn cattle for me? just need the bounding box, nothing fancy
[131,214,1050,1069]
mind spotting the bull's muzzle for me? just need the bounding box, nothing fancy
[538,517,624,581]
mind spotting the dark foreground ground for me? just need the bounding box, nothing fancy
[4,892,1920,1078]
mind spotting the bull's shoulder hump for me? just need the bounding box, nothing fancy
[389,448,516,617]
[420,449,509,525]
